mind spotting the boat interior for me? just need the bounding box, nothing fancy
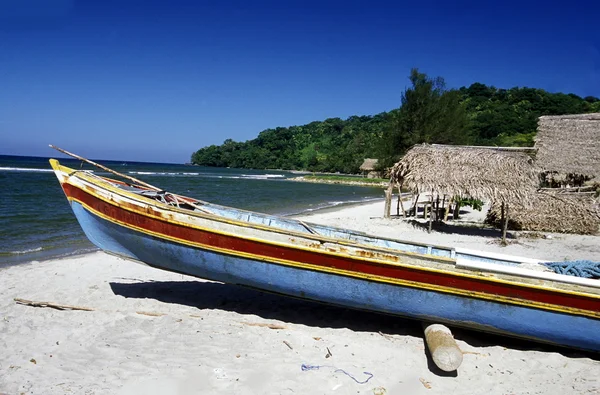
[82,172,600,295]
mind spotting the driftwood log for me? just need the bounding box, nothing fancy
[423,323,463,372]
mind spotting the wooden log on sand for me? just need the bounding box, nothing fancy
[423,323,463,372]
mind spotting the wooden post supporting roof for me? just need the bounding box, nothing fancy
[397,183,407,218]
[384,183,393,218]
[444,197,453,222]
[428,193,434,233]
[502,203,509,245]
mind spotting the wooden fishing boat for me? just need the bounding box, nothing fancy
[49,151,600,352]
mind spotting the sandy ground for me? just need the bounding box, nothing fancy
[1,200,599,394]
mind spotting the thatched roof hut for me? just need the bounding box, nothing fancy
[359,158,378,171]
[486,192,600,235]
[390,144,538,204]
[359,158,381,178]
[535,113,600,181]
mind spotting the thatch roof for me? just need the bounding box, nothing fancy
[359,158,378,171]
[486,191,600,235]
[390,144,538,203]
[535,113,600,180]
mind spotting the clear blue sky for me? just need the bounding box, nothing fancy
[1,0,598,163]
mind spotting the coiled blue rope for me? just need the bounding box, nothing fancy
[301,364,373,384]
[542,260,600,279]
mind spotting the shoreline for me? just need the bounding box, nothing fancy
[285,197,386,218]
[288,175,389,188]
[1,200,599,393]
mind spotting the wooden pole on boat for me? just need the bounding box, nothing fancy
[49,145,161,191]
[423,323,463,372]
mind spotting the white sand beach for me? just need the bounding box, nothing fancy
[1,200,599,394]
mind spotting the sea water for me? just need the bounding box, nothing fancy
[0,154,384,265]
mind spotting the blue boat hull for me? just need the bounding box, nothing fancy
[71,201,600,352]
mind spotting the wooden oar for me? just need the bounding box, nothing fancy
[49,144,161,191]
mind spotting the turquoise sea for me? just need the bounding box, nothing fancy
[0,154,385,266]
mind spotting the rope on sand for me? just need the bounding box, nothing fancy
[542,260,600,279]
[301,364,373,384]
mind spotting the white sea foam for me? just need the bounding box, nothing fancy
[10,247,43,254]
[124,171,285,180]
[241,174,285,180]
[0,167,53,173]
[128,171,202,176]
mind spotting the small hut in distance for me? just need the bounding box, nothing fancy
[360,158,381,178]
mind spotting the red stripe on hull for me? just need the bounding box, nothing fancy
[63,183,600,314]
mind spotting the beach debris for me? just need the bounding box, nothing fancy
[14,298,183,318]
[462,351,489,356]
[136,311,165,317]
[283,340,293,350]
[423,324,463,372]
[301,364,373,384]
[378,331,396,341]
[372,387,387,395]
[239,321,287,330]
[419,378,432,389]
[29,358,36,365]
[14,298,94,311]
[325,347,332,358]
[312,336,322,341]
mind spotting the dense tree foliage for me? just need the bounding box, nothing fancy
[378,69,470,167]
[192,114,388,173]
[460,83,600,147]
[191,70,600,173]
